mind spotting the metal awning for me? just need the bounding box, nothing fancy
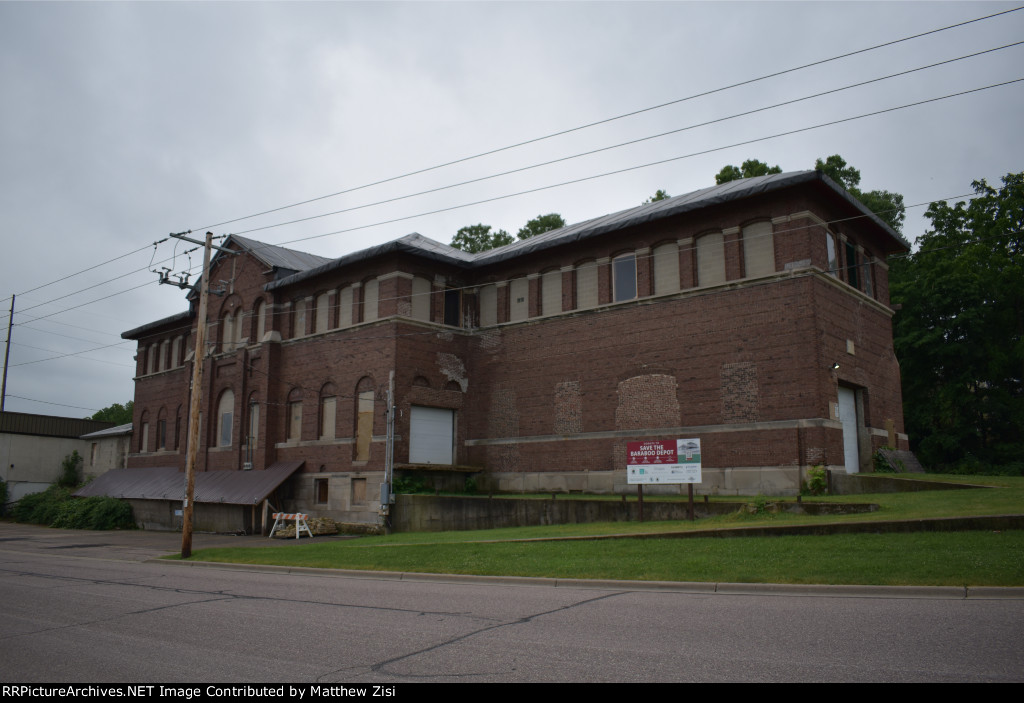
[74,462,304,505]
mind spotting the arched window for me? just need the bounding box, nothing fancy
[315,292,330,334]
[509,277,528,322]
[363,279,379,323]
[478,284,497,326]
[696,232,725,286]
[653,242,680,295]
[743,221,775,278]
[139,410,150,453]
[338,286,353,327]
[412,276,431,321]
[354,377,375,461]
[541,269,561,315]
[612,253,637,302]
[254,300,267,342]
[826,232,839,277]
[217,389,235,447]
[287,388,303,442]
[156,407,168,451]
[319,383,337,440]
[221,313,234,353]
[171,336,182,368]
[147,344,158,374]
[293,299,307,338]
[576,261,598,309]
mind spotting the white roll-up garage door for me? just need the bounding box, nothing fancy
[409,406,454,464]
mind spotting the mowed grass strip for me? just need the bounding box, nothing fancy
[184,530,1024,586]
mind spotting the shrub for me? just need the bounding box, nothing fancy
[12,485,134,530]
[392,475,429,494]
[801,465,828,496]
[57,450,82,488]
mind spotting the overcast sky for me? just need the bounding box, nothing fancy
[1,1,1022,419]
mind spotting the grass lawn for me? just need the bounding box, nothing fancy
[178,474,1024,586]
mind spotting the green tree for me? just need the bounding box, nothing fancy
[450,224,514,253]
[57,450,82,488]
[815,154,906,233]
[891,172,1024,473]
[644,189,671,204]
[517,213,565,240]
[715,159,782,184]
[89,400,133,425]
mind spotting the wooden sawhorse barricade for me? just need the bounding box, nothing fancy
[269,512,313,539]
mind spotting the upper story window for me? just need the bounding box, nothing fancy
[338,286,353,328]
[293,299,307,338]
[412,277,431,322]
[217,389,234,447]
[696,233,725,286]
[576,261,598,309]
[826,232,839,277]
[541,269,562,315]
[478,284,497,327]
[363,279,379,323]
[315,292,330,334]
[444,288,462,326]
[742,221,775,278]
[653,242,680,295]
[254,300,267,342]
[509,277,528,322]
[845,241,860,290]
[612,253,637,302]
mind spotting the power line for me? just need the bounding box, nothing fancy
[191,5,1024,233]
[3,394,102,414]
[227,41,1024,240]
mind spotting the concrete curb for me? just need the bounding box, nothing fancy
[154,557,1024,599]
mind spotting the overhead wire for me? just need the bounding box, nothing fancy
[191,5,1024,233]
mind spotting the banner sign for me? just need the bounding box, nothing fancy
[626,438,702,484]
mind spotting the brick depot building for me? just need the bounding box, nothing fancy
[107,171,909,530]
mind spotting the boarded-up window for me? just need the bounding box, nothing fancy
[247,400,259,449]
[315,293,330,333]
[338,286,353,328]
[697,232,725,286]
[141,422,149,453]
[222,313,234,352]
[363,280,379,323]
[217,389,234,447]
[147,344,157,374]
[355,390,374,461]
[479,284,497,326]
[171,336,182,367]
[160,340,170,369]
[412,277,431,321]
[509,278,528,322]
[315,478,329,504]
[157,420,166,450]
[613,253,637,302]
[351,478,367,505]
[293,300,307,337]
[743,221,775,278]
[576,261,598,309]
[288,401,302,442]
[320,396,336,440]
[542,270,561,315]
[653,242,680,295]
[255,301,267,342]
[864,260,874,298]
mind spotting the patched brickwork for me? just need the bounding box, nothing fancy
[487,385,520,472]
[554,380,582,434]
[613,374,681,469]
[437,352,468,392]
[721,361,759,422]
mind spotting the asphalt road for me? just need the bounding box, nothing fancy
[1,523,1022,682]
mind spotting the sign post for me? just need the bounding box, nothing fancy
[626,438,702,521]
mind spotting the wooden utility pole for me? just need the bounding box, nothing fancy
[1,294,13,413]
[180,232,213,559]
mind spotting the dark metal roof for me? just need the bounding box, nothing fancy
[228,234,333,273]
[80,423,133,439]
[264,232,473,292]
[0,411,114,439]
[264,170,908,292]
[74,461,304,505]
[122,310,193,341]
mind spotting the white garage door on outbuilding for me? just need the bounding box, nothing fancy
[409,406,454,465]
